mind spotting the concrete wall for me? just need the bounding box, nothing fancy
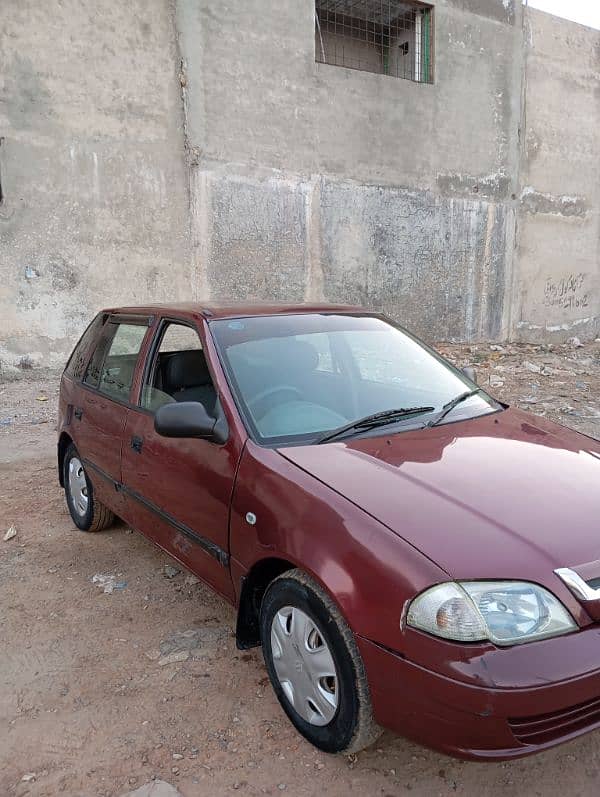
[512,8,600,342]
[0,0,598,373]
[0,0,190,373]
[177,0,523,343]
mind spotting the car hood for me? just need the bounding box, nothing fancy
[278,409,600,583]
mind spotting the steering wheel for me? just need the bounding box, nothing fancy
[247,385,303,419]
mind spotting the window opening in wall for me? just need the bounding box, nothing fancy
[315,0,434,83]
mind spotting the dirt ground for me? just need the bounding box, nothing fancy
[1,340,600,797]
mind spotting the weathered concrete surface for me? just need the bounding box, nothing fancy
[177,0,524,344]
[0,0,598,370]
[319,180,509,340]
[0,0,190,374]
[513,9,600,343]
[177,0,523,187]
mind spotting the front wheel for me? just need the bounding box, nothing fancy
[63,443,114,532]
[260,568,382,754]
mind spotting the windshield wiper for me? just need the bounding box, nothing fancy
[316,406,435,445]
[426,389,484,428]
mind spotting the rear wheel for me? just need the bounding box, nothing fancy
[260,568,381,754]
[63,443,114,532]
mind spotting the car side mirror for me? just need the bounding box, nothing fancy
[461,366,477,384]
[155,401,223,442]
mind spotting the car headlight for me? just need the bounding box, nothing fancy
[406,581,577,646]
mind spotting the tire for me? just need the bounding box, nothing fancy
[260,568,382,754]
[63,443,114,532]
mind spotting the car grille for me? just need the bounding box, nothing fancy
[509,696,600,745]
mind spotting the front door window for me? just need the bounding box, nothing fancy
[140,322,216,415]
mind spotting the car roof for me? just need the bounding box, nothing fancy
[102,301,368,321]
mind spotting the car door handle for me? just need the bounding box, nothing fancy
[131,435,143,454]
[74,407,83,420]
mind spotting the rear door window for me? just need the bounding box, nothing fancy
[84,321,148,402]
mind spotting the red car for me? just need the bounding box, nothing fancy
[58,303,600,760]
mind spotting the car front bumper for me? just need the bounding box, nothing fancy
[357,631,600,760]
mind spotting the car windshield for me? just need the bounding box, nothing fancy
[210,314,498,446]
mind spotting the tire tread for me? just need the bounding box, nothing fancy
[88,498,115,532]
[64,443,115,532]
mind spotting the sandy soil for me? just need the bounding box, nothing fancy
[1,341,600,797]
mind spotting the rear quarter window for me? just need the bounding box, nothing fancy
[64,314,106,380]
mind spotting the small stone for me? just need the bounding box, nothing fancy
[523,361,541,373]
[122,781,183,797]
[489,344,504,352]
[489,374,505,388]
[158,650,189,666]
[163,565,181,579]
[172,753,184,760]
[21,773,36,782]
[560,405,577,415]
[567,336,584,348]
[3,525,17,542]
[92,572,127,593]
[171,766,180,775]
[278,785,286,791]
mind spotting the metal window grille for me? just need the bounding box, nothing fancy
[315,0,433,83]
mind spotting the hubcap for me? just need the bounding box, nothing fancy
[68,456,89,516]
[270,606,338,726]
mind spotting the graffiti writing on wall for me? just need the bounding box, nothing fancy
[543,274,589,310]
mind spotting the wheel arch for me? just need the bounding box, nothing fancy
[235,557,297,650]
[57,431,73,487]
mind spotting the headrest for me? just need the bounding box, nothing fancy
[165,350,210,389]
[289,340,319,373]
[268,339,319,374]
